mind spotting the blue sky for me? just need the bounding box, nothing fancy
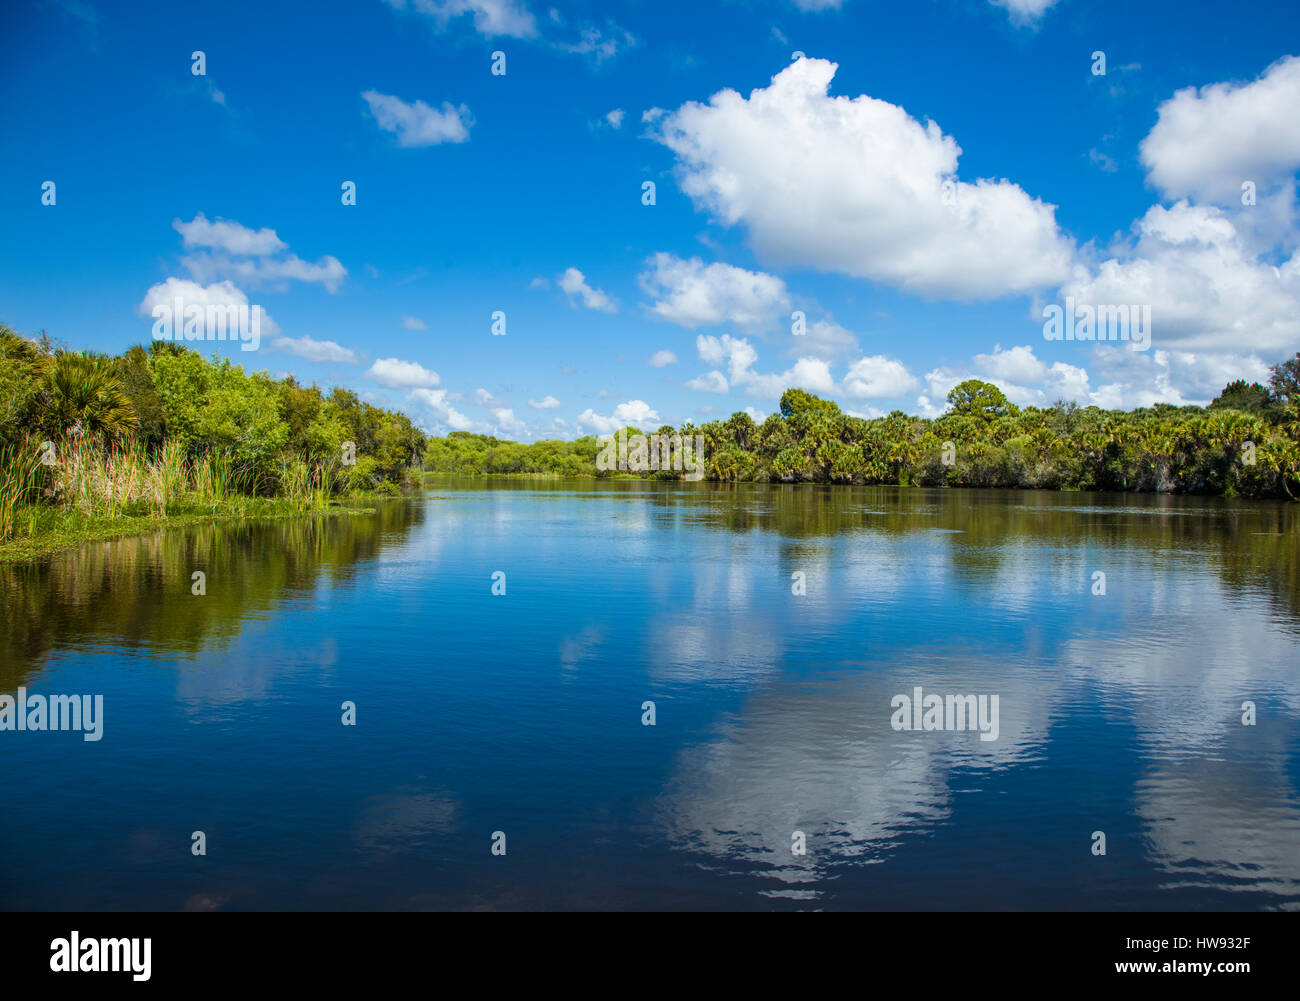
[3,0,1299,439]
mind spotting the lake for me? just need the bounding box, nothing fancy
[2,481,1298,910]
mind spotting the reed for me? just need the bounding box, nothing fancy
[146,439,188,516]
[1,429,362,551]
[311,457,340,511]
[54,439,148,518]
[191,449,230,509]
[0,440,43,542]
[279,457,312,512]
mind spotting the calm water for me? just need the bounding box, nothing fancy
[2,482,1298,911]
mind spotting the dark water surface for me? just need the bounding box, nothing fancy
[2,482,1298,910]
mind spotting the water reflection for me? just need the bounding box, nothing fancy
[1,482,1297,909]
[0,500,425,692]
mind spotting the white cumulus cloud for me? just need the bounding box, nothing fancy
[173,213,286,256]
[1140,55,1300,205]
[383,0,537,38]
[842,355,919,399]
[559,267,618,312]
[988,0,1060,27]
[367,357,441,388]
[362,90,473,146]
[170,213,347,293]
[577,399,661,433]
[640,254,790,332]
[270,335,356,363]
[137,277,279,337]
[410,387,473,431]
[651,58,1074,300]
[1060,201,1300,355]
[685,370,729,393]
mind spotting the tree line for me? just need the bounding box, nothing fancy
[4,323,1298,525]
[425,357,1300,500]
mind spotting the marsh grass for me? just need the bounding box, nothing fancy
[279,456,339,513]
[191,449,260,512]
[146,439,188,516]
[34,440,338,523]
[0,435,396,561]
[0,440,43,542]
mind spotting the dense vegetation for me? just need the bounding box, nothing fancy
[425,358,1300,500]
[3,319,1298,554]
[0,327,426,546]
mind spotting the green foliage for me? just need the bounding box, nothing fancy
[112,346,167,448]
[0,327,49,443]
[42,352,140,440]
[1209,379,1273,415]
[13,326,1289,507]
[149,352,287,473]
[1269,352,1300,407]
[946,379,1018,422]
[779,388,840,420]
[0,439,42,541]
[424,431,603,477]
[421,382,1300,499]
[0,330,429,545]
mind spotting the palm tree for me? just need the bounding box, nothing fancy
[887,438,918,482]
[1273,403,1300,499]
[42,352,140,441]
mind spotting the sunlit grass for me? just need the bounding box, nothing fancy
[0,438,392,562]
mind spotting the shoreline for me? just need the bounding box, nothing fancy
[420,470,1298,499]
[0,500,382,565]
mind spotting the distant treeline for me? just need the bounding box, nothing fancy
[425,358,1300,499]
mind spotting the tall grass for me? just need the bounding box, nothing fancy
[146,439,188,516]
[0,436,354,549]
[55,439,147,518]
[45,441,273,519]
[0,440,43,541]
[279,457,337,513]
[312,458,340,510]
[279,457,311,512]
[192,449,240,511]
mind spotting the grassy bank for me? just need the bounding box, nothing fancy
[0,329,429,563]
[0,436,401,563]
[0,495,386,564]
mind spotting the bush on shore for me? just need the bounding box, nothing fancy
[0,327,428,542]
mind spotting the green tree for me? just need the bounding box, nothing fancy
[779,388,840,421]
[724,411,758,451]
[945,379,1018,423]
[1268,353,1300,408]
[1210,379,1273,415]
[42,352,139,440]
[0,326,50,443]
[111,345,166,448]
